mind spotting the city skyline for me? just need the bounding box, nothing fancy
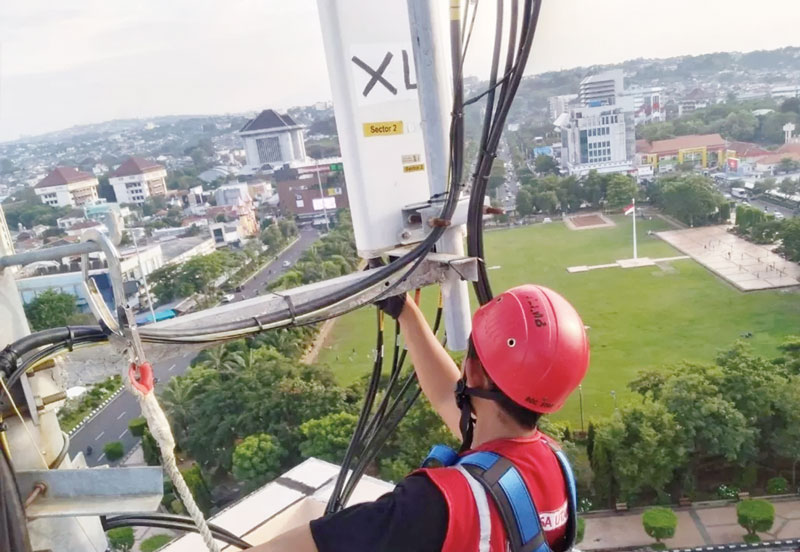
[2,0,800,142]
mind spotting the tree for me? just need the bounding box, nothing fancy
[300,412,358,463]
[736,500,774,542]
[779,177,798,195]
[128,417,147,437]
[591,402,686,504]
[24,290,78,331]
[780,97,800,114]
[140,534,173,552]
[605,174,637,209]
[777,158,799,174]
[642,507,678,545]
[232,433,286,487]
[534,155,559,175]
[533,190,559,214]
[106,527,135,552]
[103,441,124,461]
[657,174,723,226]
[180,464,214,515]
[778,218,800,262]
[516,188,534,217]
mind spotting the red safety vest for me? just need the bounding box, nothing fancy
[418,432,570,552]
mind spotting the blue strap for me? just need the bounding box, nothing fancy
[497,466,543,545]
[457,450,501,471]
[421,444,460,468]
[552,448,579,550]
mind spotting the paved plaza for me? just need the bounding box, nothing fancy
[657,226,800,291]
[582,498,800,550]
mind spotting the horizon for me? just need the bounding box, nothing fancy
[2,0,800,142]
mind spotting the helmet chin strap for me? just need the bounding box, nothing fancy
[454,377,505,453]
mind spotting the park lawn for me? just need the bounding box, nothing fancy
[318,216,800,426]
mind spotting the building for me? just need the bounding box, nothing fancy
[620,86,665,124]
[214,183,252,207]
[771,84,800,99]
[678,88,714,116]
[84,202,133,224]
[239,109,308,173]
[161,458,393,552]
[548,94,578,121]
[579,70,623,107]
[555,71,635,176]
[34,167,99,207]
[636,134,729,173]
[275,167,349,218]
[109,157,168,205]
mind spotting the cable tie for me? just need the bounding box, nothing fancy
[252,317,265,332]
[272,292,297,326]
[66,326,74,352]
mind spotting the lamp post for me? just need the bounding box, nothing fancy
[578,384,585,432]
[610,389,617,411]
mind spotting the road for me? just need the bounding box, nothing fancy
[496,138,519,211]
[68,227,320,466]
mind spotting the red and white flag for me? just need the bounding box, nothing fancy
[623,204,635,215]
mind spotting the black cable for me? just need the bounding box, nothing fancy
[102,516,251,549]
[49,432,70,469]
[325,308,385,514]
[0,442,31,552]
[104,513,243,541]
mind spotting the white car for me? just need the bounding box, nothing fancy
[282,260,291,268]
[221,294,235,303]
[774,212,785,220]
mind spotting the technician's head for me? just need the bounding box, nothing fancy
[456,285,590,448]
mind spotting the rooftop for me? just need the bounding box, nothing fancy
[637,133,727,155]
[240,109,301,133]
[110,157,164,178]
[161,458,393,551]
[35,167,96,189]
[157,235,214,262]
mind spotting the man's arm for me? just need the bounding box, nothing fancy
[397,298,462,436]
[248,523,317,552]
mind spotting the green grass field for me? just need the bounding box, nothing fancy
[318,216,800,425]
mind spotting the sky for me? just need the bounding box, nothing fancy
[1,0,799,142]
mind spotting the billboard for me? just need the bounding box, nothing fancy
[312,197,337,211]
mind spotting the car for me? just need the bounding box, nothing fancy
[774,211,785,220]
[234,285,244,293]
[282,260,292,268]
[221,294,235,303]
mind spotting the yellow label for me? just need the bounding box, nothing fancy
[363,121,403,137]
[403,163,425,173]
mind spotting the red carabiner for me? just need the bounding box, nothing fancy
[128,361,155,394]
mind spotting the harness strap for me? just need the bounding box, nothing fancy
[455,465,492,552]
[549,447,578,551]
[459,453,549,552]
[422,444,460,468]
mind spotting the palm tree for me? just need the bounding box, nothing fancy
[160,378,197,448]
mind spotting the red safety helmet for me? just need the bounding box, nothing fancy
[471,285,589,414]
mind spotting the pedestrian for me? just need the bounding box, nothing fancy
[251,285,588,552]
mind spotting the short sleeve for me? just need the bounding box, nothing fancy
[310,473,448,552]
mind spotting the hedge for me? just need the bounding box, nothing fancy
[103,441,124,461]
[737,499,774,538]
[642,507,678,543]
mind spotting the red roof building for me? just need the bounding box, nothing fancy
[34,167,99,207]
[110,157,168,205]
[636,134,729,171]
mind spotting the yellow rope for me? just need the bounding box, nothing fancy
[0,377,49,469]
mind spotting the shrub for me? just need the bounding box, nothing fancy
[767,477,788,495]
[576,517,585,544]
[106,527,134,552]
[716,484,739,500]
[128,417,147,437]
[736,464,758,490]
[103,441,124,461]
[140,534,173,552]
[737,499,774,538]
[642,507,678,543]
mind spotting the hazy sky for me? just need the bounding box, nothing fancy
[1,0,799,142]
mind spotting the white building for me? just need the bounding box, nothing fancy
[579,70,623,107]
[771,84,800,99]
[109,157,168,205]
[620,86,665,124]
[214,183,252,207]
[34,167,99,207]
[239,109,308,173]
[556,71,635,176]
[548,94,578,121]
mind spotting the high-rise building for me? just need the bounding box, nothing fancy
[109,157,167,205]
[548,94,578,121]
[239,109,308,173]
[620,86,665,124]
[34,167,99,207]
[578,70,624,107]
[555,70,635,176]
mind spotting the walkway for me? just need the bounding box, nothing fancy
[582,497,800,550]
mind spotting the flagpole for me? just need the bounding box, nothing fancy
[632,197,638,260]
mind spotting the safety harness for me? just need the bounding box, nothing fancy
[422,444,578,552]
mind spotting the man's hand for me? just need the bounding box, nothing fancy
[376,292,406,320]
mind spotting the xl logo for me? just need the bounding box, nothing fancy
[350,44,418,106]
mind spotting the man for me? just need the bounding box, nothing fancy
[251,284,589,552]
